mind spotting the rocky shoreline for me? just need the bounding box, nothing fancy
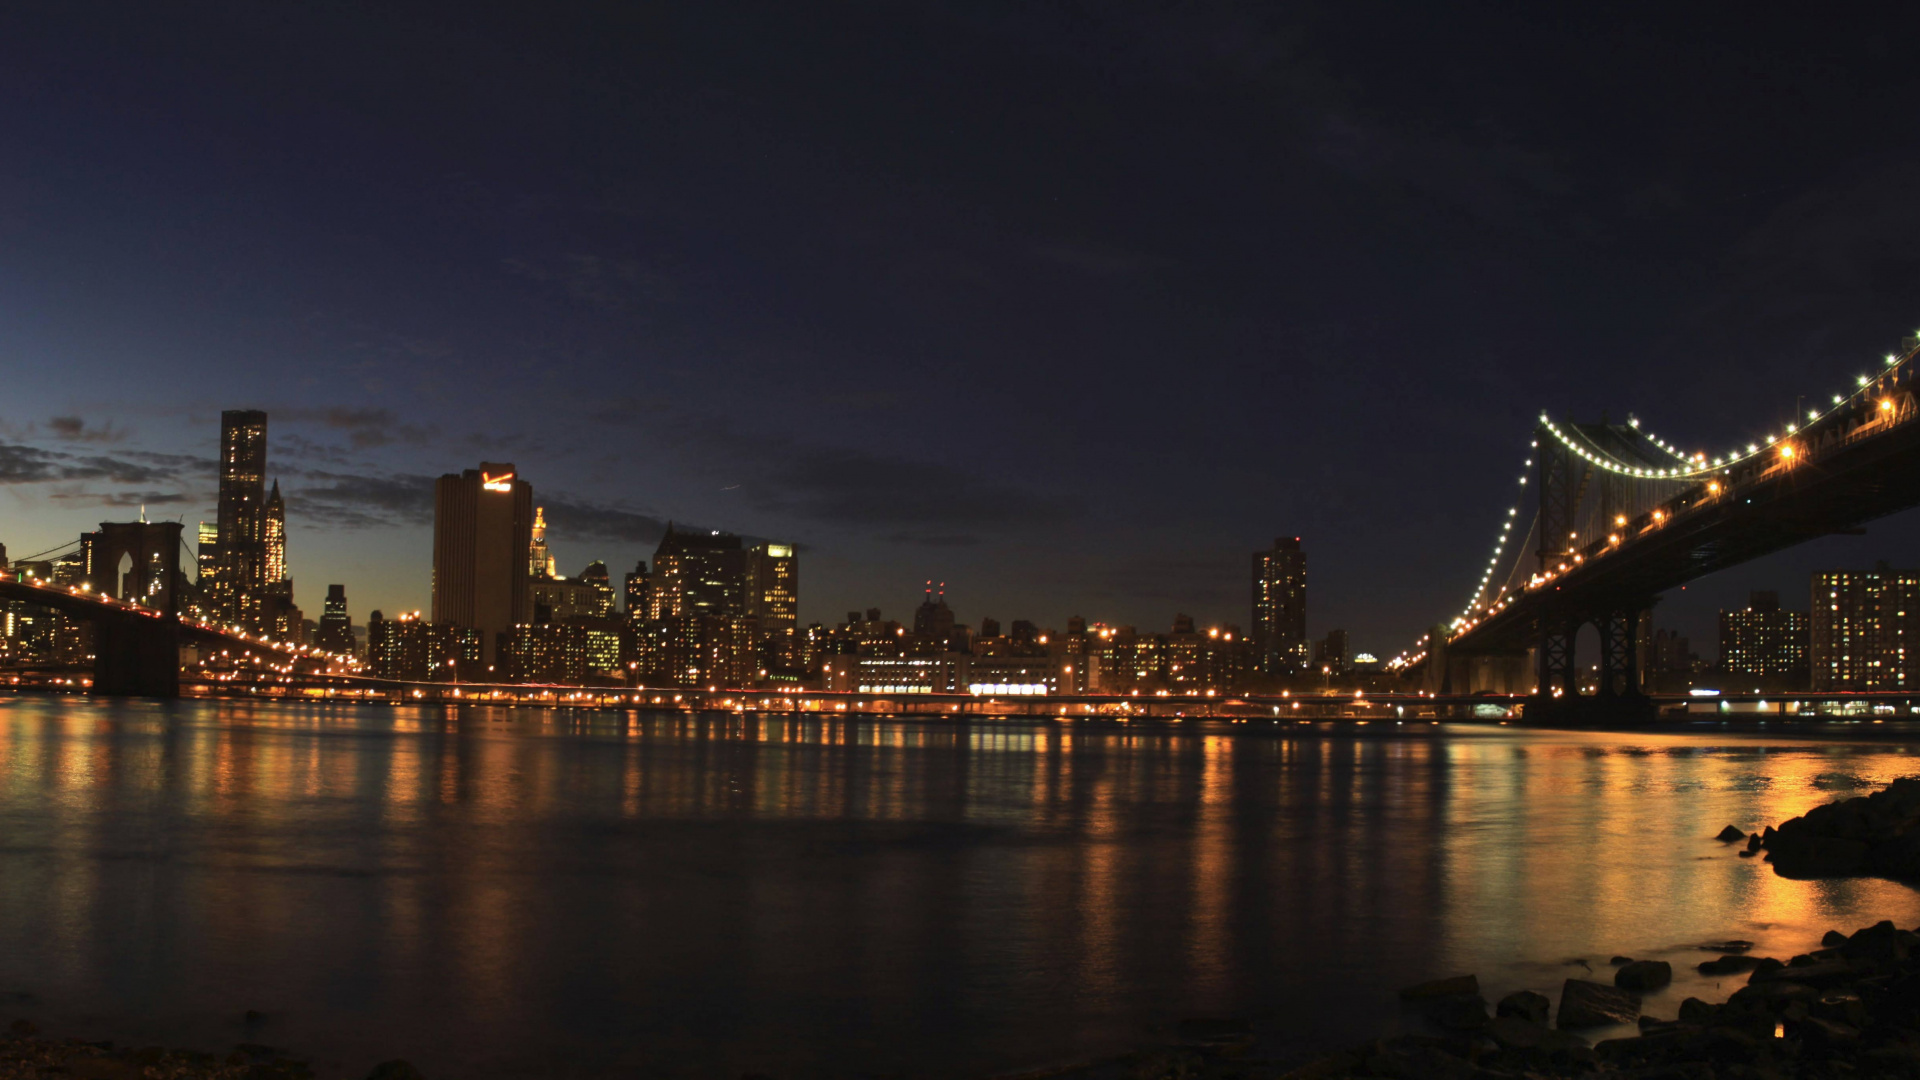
[0,1023,422,1080]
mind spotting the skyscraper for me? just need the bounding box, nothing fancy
[263,480,287,584]
[317,584,354,654]
[432,462,534,665]
[623,560,650,625]
[648,526,746,619]
[746,542,798,638]
[1252,536,1307,674]
[529,506,555,579]
[1812,564,1920,690]
[209,409,268,629]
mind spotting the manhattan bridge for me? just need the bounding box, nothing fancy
[1396,329,1920,722]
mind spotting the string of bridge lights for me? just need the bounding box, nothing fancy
[1542,342,1917,478]
[1387,334,1920,672]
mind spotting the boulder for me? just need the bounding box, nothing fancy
[1698,954,1759,975]
[1486,1014,1587,1052]
[1556,978,1640,1029]
[1495,989,1550,1024]
[1397,974,1477,999]
[1677,997,1717,1024]
[1717,824,1747,842]
[1421,994,1488,1031]
[1615,959,1672,991]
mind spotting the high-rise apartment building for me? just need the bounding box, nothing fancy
[1720,590,1809,684]
[432,462,534,664]
[208,409,269,629]
[1252,536,1307,674]
[1812,564,1920,690]
[263,480,286,583]
[317,584,354,654]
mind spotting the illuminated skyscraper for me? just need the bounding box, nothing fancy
[1252,536,1307,674]
[623,560,650,625]
[648,526,745,619]
[746,542,797,636]
[263,480,287,583]
[529,506,555,579]
[210,410,269,629]
[432,462,534,665]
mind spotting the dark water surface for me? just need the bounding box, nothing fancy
[3,697,1920,1078]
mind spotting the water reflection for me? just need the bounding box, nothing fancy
[0,699,1917,1077]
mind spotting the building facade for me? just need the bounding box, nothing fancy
[1253,536,1307,674]
[1719,590,1809,686]
[1812,565,1920,691]
[317,584,354,655]
[207,409,269,630]
[432,462,534,664]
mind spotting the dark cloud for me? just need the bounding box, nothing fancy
[741,441,1066,529]
[285,470,437,529]
[885,533,982,547]
[539,498,671,544]
[49,490,195,507]
[277,407,436,449]
[0,443,188,486]
[47,416,128,444]
[281,468,675,544]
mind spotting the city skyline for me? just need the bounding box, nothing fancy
[11,8,1920,654]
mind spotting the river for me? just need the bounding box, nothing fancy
[0,697,1917,1077]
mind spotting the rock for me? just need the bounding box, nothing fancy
[1677,997,1717,1024]
[1769,834,1872,876]
[1397,974,1477,999]
[1486,1014,1588,1052]
[1421,994,1488,1031]
[366,1063,426,1080]
[1698,954,1760,975]
[1747,832,1762,851]
[1496,989,1550,1024]
[1717,824,1747,842]
[1615,959,1672,991]
[1608,955,1634,965]
[1738,848,1757,857]
[1745,957,1785,981]
[1175,1017,1251,1045]
[1696,939,1754,952]
[1556,978,1640,1028]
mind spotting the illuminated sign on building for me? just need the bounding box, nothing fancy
[481,471,515,493]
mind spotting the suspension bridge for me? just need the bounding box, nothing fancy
[1401,332,1920,722]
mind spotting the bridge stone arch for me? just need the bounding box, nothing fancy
[81,521,185,614]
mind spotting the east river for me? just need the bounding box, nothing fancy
[1,698,1918,1078]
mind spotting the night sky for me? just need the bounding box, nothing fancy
[6,4,1920,657]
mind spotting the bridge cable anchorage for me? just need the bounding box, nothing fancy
[1404,328,1920,674]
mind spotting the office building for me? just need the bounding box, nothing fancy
[1253,537,1307,674]
[208,409,269,629]
[746,542,798,638]
[432,462,534,664]
[1720,590,1809,685]
[648,526,746,619]
[1812,564,1920,690]
[529,506,555,579]
[317,585,354,654]
[913,584,955,641]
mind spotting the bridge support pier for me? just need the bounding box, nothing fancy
[93,616,182,698]
[1522,604,1655,726]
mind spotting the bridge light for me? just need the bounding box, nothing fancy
[1882,399,1895,412]
[1779,444,1797,461]
[1835,394,1845,404]
[1615,515,1627,526]
[1859,374,1871,385]
[1708,481,1721,494]
[1891,354,1900,365]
